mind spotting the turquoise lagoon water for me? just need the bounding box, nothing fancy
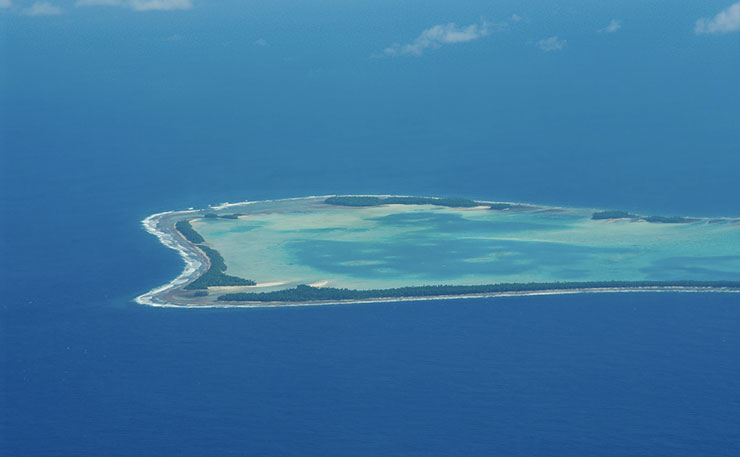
[192,200,740,290]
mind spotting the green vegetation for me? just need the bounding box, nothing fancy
[592,211,638,220]
[191,291,209,297]
[325,196,383,206]
[203,212,242,219]
[324,195,534,211]
[175,220,205,244]
[174,218,256,290]
[216,281,740,302]
[325,196,481,208]
[185,245,256,290]
[592,211,698,224]
[644,216,698,224]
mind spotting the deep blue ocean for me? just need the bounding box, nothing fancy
[2,1,740,455]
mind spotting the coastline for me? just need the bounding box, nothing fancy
[136,196,335,306]
[135,195,740,309]
[135,209,209,306]
[142,286,740,309]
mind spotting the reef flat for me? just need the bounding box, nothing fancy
[136,196,740,307]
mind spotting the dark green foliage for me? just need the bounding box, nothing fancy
[185,246,256,290]
[644,216,697,224]
[217,281,740,302]
[489,203,514,210]
[384,197,480,207]
[175,217,257,290]
[325,196,383,206]
[592,211,698,224]
[175,220,205,244]
[592,211,638,220]
[220,214,241,219]
[203,213,219,218]
[325,196,480,208]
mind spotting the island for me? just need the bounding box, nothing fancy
[592,211,699,224]
[136,195,740,308]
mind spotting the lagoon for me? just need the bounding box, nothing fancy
[139,196,740,306]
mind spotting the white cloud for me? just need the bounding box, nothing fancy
[599,19,622,33]
[75,0,121,6]
[23,1,62,15]
[382,19,501,57]
[129,0,191,11]
[0,0,12,9]
[75,0,191,11]
[695,2,740,35]
[255,38,268,47]
[536,36,566,52]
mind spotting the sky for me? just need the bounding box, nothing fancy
[1,0,739,214]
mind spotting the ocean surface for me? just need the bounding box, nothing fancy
[2,1,740,455]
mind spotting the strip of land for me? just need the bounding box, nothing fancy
[216,281,740,303]
[136,195,740,308]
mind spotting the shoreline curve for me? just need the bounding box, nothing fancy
[135,195,740,308]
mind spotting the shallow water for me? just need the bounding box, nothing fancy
[191,200,740,290]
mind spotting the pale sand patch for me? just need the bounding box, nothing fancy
[459,205,492,211]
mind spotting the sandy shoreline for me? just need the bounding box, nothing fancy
[135,195,740,309]
[143,286,740,309]
[134,209,211,306]
[134,195,544,306]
